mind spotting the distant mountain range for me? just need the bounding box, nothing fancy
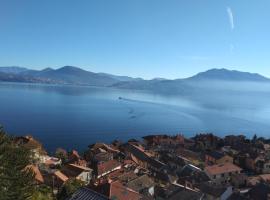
[0,66,142,86]
[0,66,269,90]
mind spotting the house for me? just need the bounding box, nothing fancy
[177,164,210,191]
[94,152,113,164]
[96,159,121,178]
[68,187,110,200]
[125,143,165,172]
[192,133,222,151]
[110,170,138,183]
[176,148,203,166]
[126,174,155,196]
[255,159,270,174]
[247,183,270,200]
[67,150,87,167]
[60,164,92,184]
[143,134,184,147]
[230,173,248,188]
[93,181,142,200]
[248,174,270,186]
[89,143,120,154]
[43,156,62,168]
[155,184,203,200]
[205,151,233,166]
[199,183,233,200]
[205,163,242,185]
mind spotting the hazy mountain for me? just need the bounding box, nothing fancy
[98,72,143,82]
[1,67,269,89]
[0,66,28,74]
[186,68,270,82]
[0,66,142,86]
[111,68,270,93]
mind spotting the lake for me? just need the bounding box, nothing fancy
[1,82,270,153]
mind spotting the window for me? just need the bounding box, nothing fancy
[213,175,216,179]
[221,173,224,177]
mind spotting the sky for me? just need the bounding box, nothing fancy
[0,0,270,79]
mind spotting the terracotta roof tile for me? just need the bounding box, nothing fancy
[98,160,121,176]
[205,163,242,176]
[54,170,69,182]
[109,181,142,200]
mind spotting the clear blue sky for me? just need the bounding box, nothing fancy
[0,0,270,79]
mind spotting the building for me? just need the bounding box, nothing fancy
[155,184,203,200]
[143,134,184,147]
[199,183,233,200]
[205,151,233,166]
[68,187,110,200]
[125,143,165,172]
[96,159,121,179]
[126,174,155,196]
[205,163,242,185]
[93,181,142,200]
[60,164,92,184]
[177,164,210,191]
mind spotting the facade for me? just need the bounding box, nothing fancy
[60,164,93,184]
[205,151,233,166]
[205,163,242,185]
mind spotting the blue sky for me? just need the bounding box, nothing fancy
[0,0,270,79]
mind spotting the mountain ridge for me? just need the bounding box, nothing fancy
[0,66,269,88]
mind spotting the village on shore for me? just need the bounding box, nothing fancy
[16,133,270,200]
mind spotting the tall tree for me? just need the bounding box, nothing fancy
[0,126,36,200]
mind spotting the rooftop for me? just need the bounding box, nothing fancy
[205,163,242,176]
[68,187,110,200]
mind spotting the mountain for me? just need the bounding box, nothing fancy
[0,66,28,74]
[0,67,269,89]
[187,68,270,82]
[98,72,143,82]
[0,66,142,86]
[111,68,270,93]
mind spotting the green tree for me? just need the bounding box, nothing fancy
[57,178,85,200]
[55,148,68,164]
[32,185,54,200]
[0,126,36,200]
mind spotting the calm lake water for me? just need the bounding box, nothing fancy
[1,82,270,152]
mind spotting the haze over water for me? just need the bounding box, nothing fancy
[1,82,270,152]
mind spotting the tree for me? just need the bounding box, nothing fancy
[55,148,68,164]
[57,178,85,200]
[0,127,36,200]
[31,185,54,200]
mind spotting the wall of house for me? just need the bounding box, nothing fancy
[207,170,241,185]
[263,163,270,174]
[77,171,92,183]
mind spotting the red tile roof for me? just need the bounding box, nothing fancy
[205,163,242,176]
[109,181,141,200]
[54,170,69,182]
[94,181,141,200]
[98,160,121,176]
